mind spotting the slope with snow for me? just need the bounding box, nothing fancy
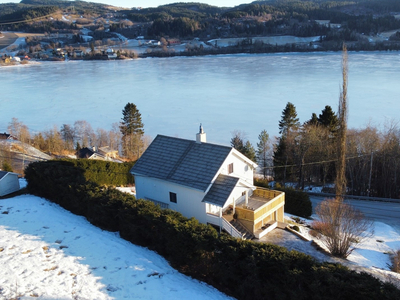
[0,194,232,300]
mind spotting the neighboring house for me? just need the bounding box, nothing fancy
[130,126,285,239]
[76,147,106,160]
[98,146,118,159]
[0,171,20,197]
[0,133,17,140]
[77,147,121,162]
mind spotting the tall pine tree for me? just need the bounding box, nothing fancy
[278,102,300,137]
[120,103,144,160]
[257,130,270,178]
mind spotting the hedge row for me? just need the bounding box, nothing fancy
[24,161,400,300]
[26,159,134,189]
[254,179,313,218]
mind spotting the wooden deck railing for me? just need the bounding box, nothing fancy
[235,188,285,223]
[222,217,244,239]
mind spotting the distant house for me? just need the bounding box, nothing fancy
[0,133,17,140]
[0,171,20,197]
[130,126,285,239]
[76,147,105,160]
[98,146,118,159]
[76,147,121,161]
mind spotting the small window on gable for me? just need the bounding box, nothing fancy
[228,163,234,174]
[245,165,249,171]
[169,192,177,203]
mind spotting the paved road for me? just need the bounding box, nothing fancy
[310,196,400,233]
[0,31,18,50]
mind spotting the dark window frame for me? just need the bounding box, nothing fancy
[169,192,177,203]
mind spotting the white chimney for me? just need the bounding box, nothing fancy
[196,124,206,143]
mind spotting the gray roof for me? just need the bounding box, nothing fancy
[0,171,8,180]
[202,174,240,207]
[130,135,232,191]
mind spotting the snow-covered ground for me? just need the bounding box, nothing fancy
[279,214,400,287]
[0,192,232,300]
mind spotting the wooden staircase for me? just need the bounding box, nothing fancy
[230,219,254,240]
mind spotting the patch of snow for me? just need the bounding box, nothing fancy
[116,186,136,196]
[0,195,233,300]
[19,178,27,189]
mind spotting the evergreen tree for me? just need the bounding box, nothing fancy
[120,103,144,136]
[279,102,300,137]
[275,102,299,184]
[243,140,256,162]
[256,130,270,178]
[120,103,144,159]
[306,113,319,126]
[230,132,244,153]
[230,131,255,161]
[318,105,338,133]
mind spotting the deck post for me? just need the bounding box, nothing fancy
[219,208,222,233]
[245,190,248,206]
[233,197,235,215]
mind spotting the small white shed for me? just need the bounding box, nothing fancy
[0,171,20,196]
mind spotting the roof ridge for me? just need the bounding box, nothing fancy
[157,134,232,150]
[166,141,195,179]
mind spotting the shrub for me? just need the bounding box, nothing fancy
[313,199,374,258]
[2,161,13,172]
[254,181,312,218]
[390,250,400,273]
[292,225,300,232]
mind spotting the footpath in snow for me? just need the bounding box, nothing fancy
[0,194,232,300]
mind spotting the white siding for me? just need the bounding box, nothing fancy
[218,151,254,186]
[135,175,208,223]
[0,173,20,196]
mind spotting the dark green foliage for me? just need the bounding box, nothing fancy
[254,179,312,218]
[230,132,256,162]
[25,160,400,299]
[292,225,300,232]
[277,185,313,218]
[306,113,319,126]
[319,105,339,133]
[2,161,13,172]
[25,159,134,190]
[279,102,300,136]
[0,5,58,23]
[120,103,144,136]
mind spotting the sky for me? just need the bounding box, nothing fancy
[0,0,254,9]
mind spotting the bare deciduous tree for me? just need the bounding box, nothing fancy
[312,199,373,258]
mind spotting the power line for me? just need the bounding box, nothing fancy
[0,12,57,25]
[261,152,372,170]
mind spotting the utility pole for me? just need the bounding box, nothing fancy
[368,151,374,197]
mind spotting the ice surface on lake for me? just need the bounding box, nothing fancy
[1,52,400,146]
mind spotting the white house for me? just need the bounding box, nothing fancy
[130,126,285,239]
[0,171,20,197]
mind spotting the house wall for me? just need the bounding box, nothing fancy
[135,176,208,223]
[222,182,251,210]
[0,173,20,196]
[218,151,254,186]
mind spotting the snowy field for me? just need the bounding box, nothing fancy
[0,192,232,300]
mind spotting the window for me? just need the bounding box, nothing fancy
[228,163,234,174]
[169,192,177,203]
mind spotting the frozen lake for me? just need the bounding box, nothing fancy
[1,51,400,146]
